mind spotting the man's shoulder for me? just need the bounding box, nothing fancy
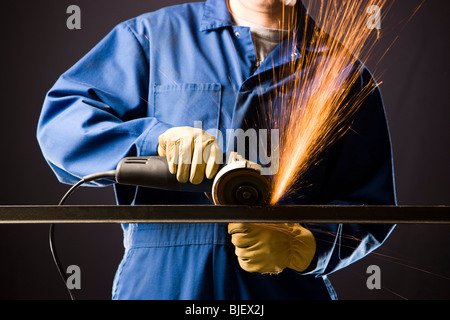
[125,1,205,29]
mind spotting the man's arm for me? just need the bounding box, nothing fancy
[302,68,397,276]
[37,22,172,186]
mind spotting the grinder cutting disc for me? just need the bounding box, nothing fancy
[211,158,272,206]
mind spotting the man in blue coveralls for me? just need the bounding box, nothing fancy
[37,0,396,299]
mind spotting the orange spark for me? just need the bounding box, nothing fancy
[267,0,389,205]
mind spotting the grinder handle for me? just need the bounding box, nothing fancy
[115,156,214,192]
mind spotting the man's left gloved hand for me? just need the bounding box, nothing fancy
[228,223,316,274]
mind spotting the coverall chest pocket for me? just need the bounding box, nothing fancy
[154,83,221,131]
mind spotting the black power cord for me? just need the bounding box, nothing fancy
[51,170,116,300]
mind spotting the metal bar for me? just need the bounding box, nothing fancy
[0,205,449,224]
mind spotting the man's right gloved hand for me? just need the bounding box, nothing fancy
[157,126,222,184]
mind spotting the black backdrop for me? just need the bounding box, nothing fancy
[0,0,448,300]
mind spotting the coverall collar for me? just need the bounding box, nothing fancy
[200,0,233,31]
[200,0,328,53]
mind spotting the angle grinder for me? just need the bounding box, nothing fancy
[110,152,272,206]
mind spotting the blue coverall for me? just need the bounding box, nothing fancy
[37,0,396,299]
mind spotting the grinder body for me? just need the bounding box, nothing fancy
[112,154,272,206]
[115,156,213,192]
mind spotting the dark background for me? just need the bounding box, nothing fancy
[0,0,448,300]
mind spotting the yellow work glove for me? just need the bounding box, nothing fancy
[228,223,316,274]
[157,126,222,184]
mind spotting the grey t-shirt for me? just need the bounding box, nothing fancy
[231,14,290,67]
